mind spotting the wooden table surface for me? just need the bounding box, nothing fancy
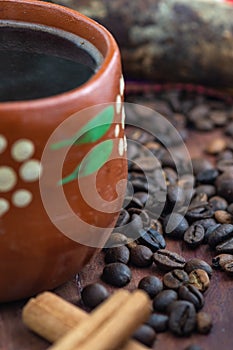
[1,130,233,350]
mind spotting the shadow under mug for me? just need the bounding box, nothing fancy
[0,0,127,302]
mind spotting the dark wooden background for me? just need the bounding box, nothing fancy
[1,130,233,350]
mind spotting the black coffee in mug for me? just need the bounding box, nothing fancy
[0,20,103,102]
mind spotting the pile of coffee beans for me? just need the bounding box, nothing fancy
[80,89,233,349]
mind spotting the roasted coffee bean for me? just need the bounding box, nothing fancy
[102,263,132,287]
[138,228,166,252]
[196,168,219,184]
[163,269,189,290]
[104,246,130,264]
[188,104,209,121]
[195,118,214,131]
[205,138,227,154]
[138,276,163,299]
[168,301,196,336]
[216,172,233,202]
[146,313,169,332]
[217,150,233,162]
[209,196,228,211]
[179,285,204,311]
[131,156,161,172]
[225,120,233,137]
[133,325,157,347]
[163,213,189,239]
[227,203,233,215]
[185,206,214,222]
[153,249,186,271]
[208,224,233,248]
[130,245,153,267]
[185,258,212,277]
[115,209,130,227]
[153,290,178,313]
[210,110,228,126]
[183,224,205,247]
[184,345,203,350]
[223,261,233,276]
[81,283,109,309]
[123,214,144,238]
[197,312,212,334]
[204,224,220,243]
[214,210,232,224]
[128,208,150,228]
[191,158,213,175]
[105,233,128,248]
[216,237,233,254]
[149,219,164,235]
[217,159,233,173]
[189,193,208,210]
[212,253,233,269]
[196,218,217,230]
[189,269,210,292]
[195,185,216,197]
[163,167,178,184]
[167,184,185,206]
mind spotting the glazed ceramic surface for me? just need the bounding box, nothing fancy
[0,0,126,302]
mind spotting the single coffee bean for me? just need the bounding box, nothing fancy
[209,196,228,211]
[216,237,233,254]
[217,159,233,173]
[205,138,227,154]
[163,167,178,185]
[163,213,189,239]
[214,210,232,224]
[195,118,214,131]
[228,203,233,215]
[146,313,169,332]
[210,110,228,126]
[153,290,178,313]
[217,150,233,162]
[196,168,219,184]
[212,253,233,269]
[189,193,208,210]
[105,233,128,248]
[204,224,221,243]
[153,249,186,271]
[183,224,205,247]
[208,224,233,248]
[102,263,132,287]
[196,218,217,230]
[163,269,189,290]
[167,184,185,206]
[185,206,214,222]
[138,228,166,252]
[189,269,210,292]
[168,301,196,336]
[184,345,203,350]
[216,172,233,202]
[191,158,213,175]
[223,261,233,276]
[188,104,209,121]
[104,246,130,264]
[133,325,157,347]
[130,245,153,267]
[81,283,109,309]
[195,185,216,197]
[131,156,161,172]
[138,276,163,299]
[178,285,204,311]
[197,312,212,334]
[185,258,213,277]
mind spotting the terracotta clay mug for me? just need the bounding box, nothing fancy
[0,0,127,302]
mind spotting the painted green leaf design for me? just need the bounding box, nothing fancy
[59,139,113,185]
[51,105,114,150]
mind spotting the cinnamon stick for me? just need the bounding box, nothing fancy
[49,290,151,350]
[23,292,149,350]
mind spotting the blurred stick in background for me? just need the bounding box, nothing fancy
[51,0,233,88]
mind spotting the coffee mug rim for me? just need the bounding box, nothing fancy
[0,0,120,110]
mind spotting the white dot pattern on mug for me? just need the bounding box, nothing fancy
[115,124,120,138]
[121,107,125,129]
[0,198,10,217]
[0,166,17,192]
[123,135,127,152]
[11,139,35,162]
[120,75,125,96]
[19,160,42,182]
[12,189,32,208]
[116,94,122,114]
[0,135,7,154]
[118,138,124,156]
